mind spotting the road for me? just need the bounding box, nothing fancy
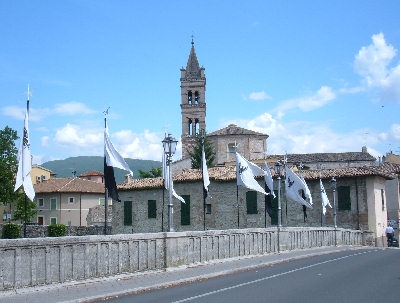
[99,248,400,303]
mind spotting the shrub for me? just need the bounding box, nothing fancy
[2,223,21,239]
[48,224,66,237]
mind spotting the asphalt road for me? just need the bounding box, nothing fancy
[99,248,400,303]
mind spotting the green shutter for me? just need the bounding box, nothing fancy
[246,191,258,214]
[148,200,157,218]
[337,186,351,210]
[270,190,279,225]
[124,201,133,226]
[181,195,190,226]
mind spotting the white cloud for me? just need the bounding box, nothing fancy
[354,32,400,102]
[248,91,271,101]
[54,123,102,147]
[276,86,335,114]
[54,102,97,115]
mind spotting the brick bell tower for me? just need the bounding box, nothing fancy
[180,39,206,160]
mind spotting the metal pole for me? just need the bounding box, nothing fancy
[333,187,337,229]
[277,175,282,228]
[168,157,174,232]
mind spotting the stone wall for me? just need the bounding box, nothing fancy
[0,227,367,291]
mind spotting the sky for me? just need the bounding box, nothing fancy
[1,1,400,166]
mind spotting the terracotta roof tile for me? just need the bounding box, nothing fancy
[208,124,267,137]
[34,178,104,194]
[79,170,104,177]
[118,163,397,191]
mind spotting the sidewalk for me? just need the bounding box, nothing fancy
[0,246,360,303]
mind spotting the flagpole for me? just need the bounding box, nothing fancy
[23,98,29,237]
[104,116,108,235]
[236,186,239,228]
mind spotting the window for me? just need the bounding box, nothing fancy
[37,216,44,225]
[38,198,44,207]
[246,191,258,214]
[124,201,133,226]
[228,143,236,153]
[50,217,57,224]
[381,189,385,211]
[148,200,157,218]
[270,190,279,225]
[188,91,192,104]
[99,198,105,206]
[337,186,351,210]
[194,91,199,104]
[205,204,211,214]
[68,197,75,204]
[181,195,190,226]
[67,220,72,226]
[50,198,57,210]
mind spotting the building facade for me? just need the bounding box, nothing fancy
[34,177,106,226]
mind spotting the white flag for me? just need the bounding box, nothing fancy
[236,152,268,196]
[300,175,313,206]
[14,101,35,201]
[320,179,332,215]
[202,145,210,193]
[162,152,186,204]
[285,166,312,208]
[104,123,133,176]
[264,162,276,198]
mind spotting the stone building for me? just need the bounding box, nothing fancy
[114,163,395,241]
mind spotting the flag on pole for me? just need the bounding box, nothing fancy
[236,152,268,196]
[162,152,186,204]
[104,120,132,201]
[284,166,312,208]
[264,162,276,198]
[320,179,332,215]
[14,100,35,201]
[202,145,210,197]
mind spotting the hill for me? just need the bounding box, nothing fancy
[41,156,162,183]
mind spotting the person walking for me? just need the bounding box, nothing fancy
[386,224,394,246]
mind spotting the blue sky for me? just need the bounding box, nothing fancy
[1,0,400,165]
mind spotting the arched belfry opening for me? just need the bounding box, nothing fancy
[180,39,206,159]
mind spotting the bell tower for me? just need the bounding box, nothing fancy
[180,39,206,159]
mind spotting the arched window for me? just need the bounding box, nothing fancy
[194,119,199,134]
[188,91,192,104]
[188,119,193,135]
[194,91,199,104]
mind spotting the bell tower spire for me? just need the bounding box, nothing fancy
[180,39,206,160]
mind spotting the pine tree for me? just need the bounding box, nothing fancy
[188,132,215,169]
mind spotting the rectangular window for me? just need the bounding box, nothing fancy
[181,195,190,226]
[124,201,133,226]
[228,143,236,153]
[148,200,157,218]
[69,197,75,204]
[99,198,105,206]
[50,198,57,210]
[381,189,385,211]
[246,191,258,214]
[337,186,351,210]
[206,203,212,214]
[50,217,57,224]
[37,216,44,225]
[38,198,44,207]
[67,220,72,226]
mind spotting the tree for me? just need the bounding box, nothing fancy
[0,126,20,205]
[188,132,216,169]
[12,194,38,223]
[138,167,162,178]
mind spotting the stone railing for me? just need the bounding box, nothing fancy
[0,227,369,291]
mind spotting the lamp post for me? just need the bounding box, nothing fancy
[330,177,337,229]
[162,134,178,232]
[274,161,282,228]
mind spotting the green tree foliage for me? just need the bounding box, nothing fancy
[188,132,216,169]
[0,126,20,205]
[12,194,38,223]
[138,167,162,178]
[2,222,21,239]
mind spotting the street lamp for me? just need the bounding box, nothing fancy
[162,134,178,232]
[274,161,282,228]
[330,177,337,229]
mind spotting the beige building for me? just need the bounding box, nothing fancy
[34,177,106,226]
